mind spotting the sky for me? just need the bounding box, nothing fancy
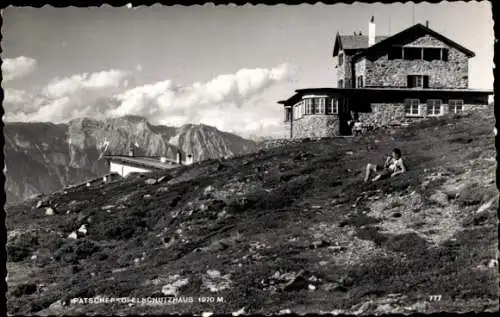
[2,2,494,138]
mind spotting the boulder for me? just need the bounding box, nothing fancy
[45,207,55,216]
[145,178,157,185]
[429,191,449,206]
[36,199,50,209]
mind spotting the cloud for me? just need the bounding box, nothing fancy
[42,69,130,99]
[4,63,297,137]
[109,63,297,122]
[2,56,37,81]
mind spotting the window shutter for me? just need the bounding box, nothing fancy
[407,75,414,88]
[423,76,429,88]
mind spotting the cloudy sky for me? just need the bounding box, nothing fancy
[2,2,493,138]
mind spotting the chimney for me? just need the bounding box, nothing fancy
[176,151,182,165]
[368,16,376,47]
[425,20,429,28]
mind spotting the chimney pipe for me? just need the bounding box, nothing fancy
[425,20,429,28]
[368,16,376,47]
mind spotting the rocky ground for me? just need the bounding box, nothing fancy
[6,110,499,315]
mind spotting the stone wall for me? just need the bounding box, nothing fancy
[354,59,367,87]
[463,104,490,112]
[361,35,469,89]
[292,115,339,138]
[357,102,489,128]
[337,50,353,87]
[358,103,406,127]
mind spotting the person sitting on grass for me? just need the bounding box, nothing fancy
[364,148,406,183]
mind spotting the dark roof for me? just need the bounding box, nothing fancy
[103,155,181,171]
[353,23,475,60]
[333,33,388,56]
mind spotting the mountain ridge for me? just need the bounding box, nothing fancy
[5,116,259,203]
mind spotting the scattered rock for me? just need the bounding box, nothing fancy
[203,270,232,292]
[232,307,246,316]
[161,275,190,296]
[143,194,152,199]
[429,191,449,206]
[68,232,78,240]
[202,312,213,317]
[308,284,316,291]
[346,151,354,155]
[77,225,87,236]
[475,196,497,214]
[281,270,308,292]
[45,207,55,216]
[101,205,116,211]
[156,186,170,193]
[488,259,498,268]
[145,178,157,185]
[133,258,141,265]
[203,185,214,197]
[157,175,169,183]
[279,309,291,314]
[36,199,50,209]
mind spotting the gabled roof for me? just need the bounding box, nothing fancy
[103,155,181,171]
[333,33,388,57]
[352,23,475,60]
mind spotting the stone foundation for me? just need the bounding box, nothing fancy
[292,115,339,138]
[357,102,490,128]
[463,104,490,112]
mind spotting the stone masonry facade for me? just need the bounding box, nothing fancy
[357,35,469,89]
[337,52,353,87]
[358,103,489,127]
[292,115,340,138]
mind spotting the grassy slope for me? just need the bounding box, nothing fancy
[6,110,499,315]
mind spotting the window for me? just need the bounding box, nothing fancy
[404,99,420,116]
[318,98,326,114]
[312,98,320,114]
[339,53,344,66]
[442,48,449,62]
[329,98,339,114]
[304,98,313,115]
[357,76,364,88]
[448,99,464,113]
[403,47,422,60]
[423,47,441,61]
[388,46,403,60]
[285,108,292,122]
[407,75,429,88]
[338,79,344,88]
[300,101,304,117]
[325,98,338,114]
[427,99,442,116]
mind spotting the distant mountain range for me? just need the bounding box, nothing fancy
[4,116,259,203]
